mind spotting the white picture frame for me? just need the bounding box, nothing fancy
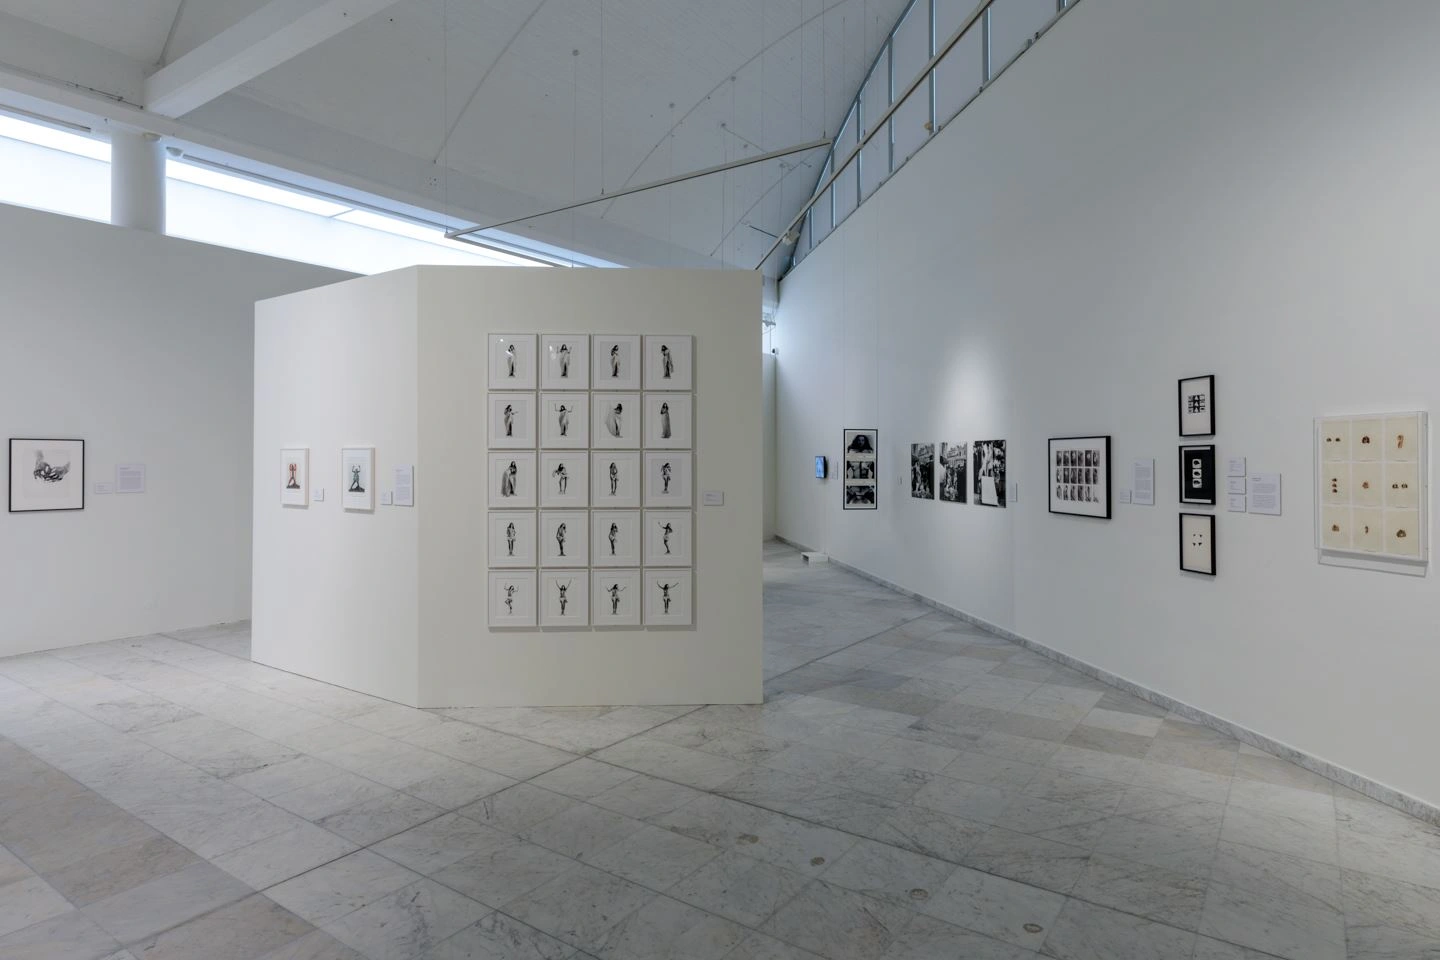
[643,335,694,390]
[643,393,692,449]
[591,452,640,508]
[540,452,588,508]
[9,438,84,513]
[1315,412,1428,572]
[644,570,692,626]
[592,335,641,389]
[540,510,590,567]
[280,448,309,507]
[541,335,590,390]
[539,393,590,449]
[591,510,641,567]
[341,447,375,511]
[488,511,537,567]
[489,334,537,389]
[489,452,537,508]
[592,392,641,449]
[488,570,537,627]
[591,569,641,626]
[489,393,537,449]
[644,452,692,508]
[540,571,590,627]
[644,509,692,566]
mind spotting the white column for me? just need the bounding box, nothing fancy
[110,130,166,233]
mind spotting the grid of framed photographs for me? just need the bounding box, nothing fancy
[1048,436,1111,518]
[487,333,695,627]
[1315,412,1428,567]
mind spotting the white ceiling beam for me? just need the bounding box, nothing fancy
[144,0,403,118]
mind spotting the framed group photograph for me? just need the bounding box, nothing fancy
[1179,513,1216,575]
[973,439,1007,507]
[9,438,84,513]
[489,334,537,390]
[341,447,375,511]
[1178,374,1215,436]
[644,335,693,390]
[910,443,935,499]
[843,429,878,510]
[1048,436,1111,519]
[1179,444,1217,505]
[541,335,590,390]
[938,442,967,503]
[593,335,642,389]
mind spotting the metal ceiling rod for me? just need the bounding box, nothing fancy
[444,137,831,240]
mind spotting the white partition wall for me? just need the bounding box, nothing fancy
[254,267,762,707]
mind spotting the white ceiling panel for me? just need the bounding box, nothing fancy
[0,0,180,62]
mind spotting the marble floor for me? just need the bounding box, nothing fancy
[0,543,1436,959]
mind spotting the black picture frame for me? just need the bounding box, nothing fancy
[1178,374,1216,436]
[9,438,86,513]
[1047,435,1112,519]
[842,429,878,510]
[1179,512,1217,575]
[1179,444,1217,505]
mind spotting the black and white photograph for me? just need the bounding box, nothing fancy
[644,570,692,626]
[9,438,84,513]
[643,509,692,566]
[644,452,692,508]
[280,447,309,507]
[1180,512,1217,575]
[487,511,536,567]
[488,334,537,389]
[591,451,640,508]
[542,334,590,390]
[488,570,537,627]
[592,335,642,389]
[1179,374,1215,437]
[540,392,590,449]
[972,439,1007,507]
[938,442,967,503]
[1179,444,1217,505]
[540,571,590,627]
[643,334,694,390]
[540,510,590,567]
[1048,435,1112,519]
[591,569,641,625]
[488,392,537,449]
[592,392,641,449]
[910,443,935,499]
[643,393,692,449]
[591,510,642,566]
[539,452,588,508]
[488,452,537,508]
[340,447,375,511]
[843,428,878,510]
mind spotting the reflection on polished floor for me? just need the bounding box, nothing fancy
[0,541,1435,959]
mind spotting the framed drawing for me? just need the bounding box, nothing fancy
[489,334,537,390]
[938,442,967,503]
[973,439,1007,507]
[540,571,590,627]
[1179,513,1216,575]
[9,438,84,512]
[540,510,589,567]
[488,571,537,627]
[644,510,692,566]
[644,452,692,508]
[341,447,375,511]
[843,429,878,510]
[488,511,537,567]
[592,392,641,449]
[489,393,537,449]
[1048,436,1111,519]
[643,394,692,449]
[592,569,641,626]
[910,443,935,499]
[643,335,693,390]
[540,393,590,449]
[542,335,589,390]
[489,452,537,508]
[592,452,640,508]
[644,570,692,626]
[1178,375,1215,437]
[540,452,588,508]
[280,448,309,507]
[593,335,642,390]
[1316,412,1427,570]
[1179,444,1217,505]
[592,510,641,567]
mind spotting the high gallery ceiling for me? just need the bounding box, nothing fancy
[0,0,911,273]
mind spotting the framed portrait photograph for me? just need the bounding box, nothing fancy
[1178,374,1215,437]
[843,428,878,510]
[644,570,692,626]
[340,447,375,511]
[643,393,692,449]
[643,335,693,390]
[973,439,1007,507]
[539,393,589,449]
[539,452,588,508]
[541,334,589,390]
[644,509,692,566]
[592,451,640,508]
[1047,436,1111,519]
[592,392,641,449]
[487,511,537,567]
[540,571,590,627]
[489,452,537,508]
[280,448,309,507]
[540,510,589,567]
[592,510,642,567]
[592,569,641,626]
[1179,444,1217,505]
[910,443,935,499]
[938,442,967,503]
[644,452,692,508]
[489,392,537,449]
[9,438,84,513]
[488,570,537,627]
[1179,513,1216,575]
[593,335,642,389]
[489,334,537,390]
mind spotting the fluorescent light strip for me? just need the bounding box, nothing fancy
[166,160,352,217]
[0,115,109,161]
[335,210,550,267]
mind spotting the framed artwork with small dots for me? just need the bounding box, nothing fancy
[1179,512,1216,575]
[1316,412,1427,572]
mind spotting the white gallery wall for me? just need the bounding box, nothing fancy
[0,203,347,657]
[775,0,1440,808]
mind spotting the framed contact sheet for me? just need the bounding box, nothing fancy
[1316,412,1427,572]
[1048,436,1111,519]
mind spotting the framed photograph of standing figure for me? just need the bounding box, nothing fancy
[540,393,590,449]
[488,393,537,449]
[488,334,537,390]
[280,448,309,506]
[540,510,590,567]
[973,439,1007,507]
[644,570,692,626]
[487,511,537,567]
[592,510,642,567]
[489,452,537,508]
[541,335,590,390]
[910,444,935,499]
[539,452,588,508]
[843,429,878,510]
[488,570,537,627]
[644,452,692,508]
[1178,375,1215,437]
[592,569,641,626]
[644,510,692,566]
[592,393,641,449]
[1179,513,1216,575]
[643,335,693,390]
[1179,444,1217,505]
[540,572,590,627]
[340,447,375,511]
[643,394,692,449]
[592,452,640,508]
[1048,436,1111,519]
[593,335,642,390]
[9,438,84,512]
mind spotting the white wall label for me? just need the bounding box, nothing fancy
[1010,483,1018,503]
[115,464,146,494]
[1118,489,1132,503]
[1131,459,1155,506]
[93,481,114,495]
[1226,476,1247,496]
[393,465,415,506]
[1227,457,1247,477]
[702,490,724,506]
[381,491,394,506]
[1228,494,1247,512]
[313,488,325,502]
[1248,473,1282,515]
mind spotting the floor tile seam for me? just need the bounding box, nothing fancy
[424,704,707,768]
[77,878,261,951]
